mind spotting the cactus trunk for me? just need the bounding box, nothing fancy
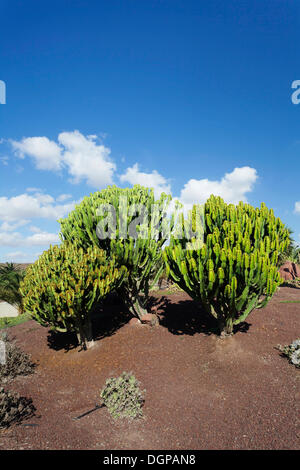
[76,315,94,350]
[219,317,233,336]
[121,286,148,319]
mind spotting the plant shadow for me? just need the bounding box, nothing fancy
[281,282,300,289]
[148,295,252,337]
[233,322,251,334]
[46,293,131,352]
[47,330,78,352]
[92,302,131,343]
[148,295,218,336]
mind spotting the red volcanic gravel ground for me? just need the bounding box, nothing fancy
[0,287,299,450]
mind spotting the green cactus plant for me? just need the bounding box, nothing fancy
[20,243,127,349]
[59,185,173,319]
[163,195,290,336]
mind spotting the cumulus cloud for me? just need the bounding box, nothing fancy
[0,219,29,232]
[11,136,62,171]
[294,201,300,214]
[58,131,115,187]
[26,231,60,246]
[0,188,80,260]
[120,163,172,198]
[56,193,72,202]
[0,193,77,222]
[2,251,42,263]
[26,187,43,192]
[0,232,24,246]
[11,130,116,187]
[179,166,258,207]
[28,225,43,233]
[0,156,9,165]
[0,230,59,247]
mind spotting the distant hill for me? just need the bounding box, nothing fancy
[0,263,32,271]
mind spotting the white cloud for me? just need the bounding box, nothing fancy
[11,136,62,171]
[2,251,42,263]
[58,131,115,187]
[0,230,59,247]
[120,163,171,198]
[56,193,72,202]
[11,130,116,188]
[294,201,300,214]
[0,232,23,246]
[32,192,55,205]
[0,156,9,165]
[26,187,43,192]
[28,225,43,233]
[26,231,60,246]
[179,166,258,207]
[0,193,77,222]
[0,219,29,232]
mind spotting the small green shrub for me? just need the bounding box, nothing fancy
[0,311,31,330]
[100,372,145,419]
[0,387,35,428]
[276,339,300,368]
[0,332,35,382]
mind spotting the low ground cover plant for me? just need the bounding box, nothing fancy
[0,312,31,330]
[100,372,145,419]
[0,387,35,429]
[20,243,127,349]
[0,332,35,382]
[276,339,300,368]
[164,195,290,336]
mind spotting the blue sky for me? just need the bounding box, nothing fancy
[1,0,300,262]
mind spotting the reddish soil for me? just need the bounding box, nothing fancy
[0,287,299,450]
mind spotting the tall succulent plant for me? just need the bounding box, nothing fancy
[59,185,172,319]
[20,243,126,349]
[164,195,290,336]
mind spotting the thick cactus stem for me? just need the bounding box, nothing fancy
[76,317,94,350]
[219,318,234,337]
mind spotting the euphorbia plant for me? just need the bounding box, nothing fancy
[20,243,127,349]
[59,185,173,319]
[163,195,290,336]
